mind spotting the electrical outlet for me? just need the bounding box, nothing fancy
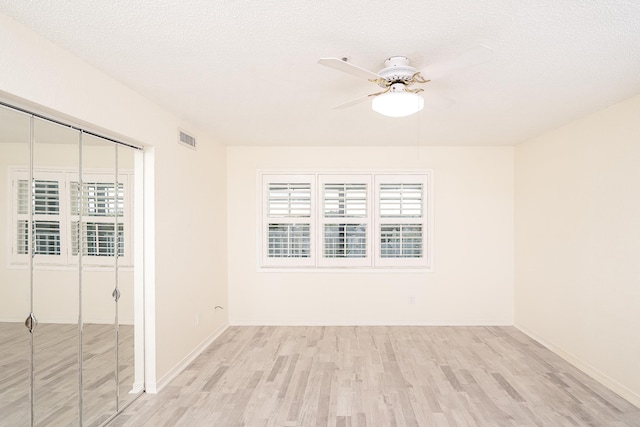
[408,295,416,305]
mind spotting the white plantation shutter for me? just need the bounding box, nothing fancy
[263,175,315,266]
[13,173,66,261]
[259,171,431,269]
[10,168,133,267]
[71,221,124,257]
[71,181,124,217]
[323,183,368,218]
[379,183,423,217]
[375,174,430,267]
[16,179,29,215]
[70,175,130,266]
[380,224,423,258]
[15,177,30,256]
[267,224,310,258]
[268,183,311,217]
[319,175,371,267]
[33,180,60,215]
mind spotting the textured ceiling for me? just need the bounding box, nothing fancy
[1,1,639,147]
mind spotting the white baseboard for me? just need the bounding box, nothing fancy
[155,322,229,393]
[230,320,514,326]
[515,324,640,409]
[229,319,513,326]
[129,383,144,394]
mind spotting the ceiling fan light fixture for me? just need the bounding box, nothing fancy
[371,90,424,118]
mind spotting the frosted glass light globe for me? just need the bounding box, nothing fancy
[372,91,424,118]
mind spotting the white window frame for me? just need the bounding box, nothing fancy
[8,166,134,269]
[258,170,433,271]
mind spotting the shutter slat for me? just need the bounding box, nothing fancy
[17,180,29,214]
[71,181,124,217]
[380,183,423,218]
[33,180,60,215]
[268,183,311,217]
[323,183,367,218]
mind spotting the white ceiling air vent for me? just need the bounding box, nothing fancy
[179,129,197,149]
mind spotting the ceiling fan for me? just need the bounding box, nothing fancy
[318,44,493,117]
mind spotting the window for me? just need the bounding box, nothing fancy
[375,176,427,267]
[70,179,126,258]
[319,175,371,267]
[262,175,315,267]
[16,178,62,256]
[9,168,133,268]
[260,171,431,269]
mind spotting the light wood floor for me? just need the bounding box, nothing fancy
[0,322,135,427]
[110,326,640,426]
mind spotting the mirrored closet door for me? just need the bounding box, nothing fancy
[0,103,143,426]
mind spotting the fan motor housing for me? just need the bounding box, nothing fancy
[377,56,418,87]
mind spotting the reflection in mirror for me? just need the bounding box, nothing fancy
[0,103,143,425]
[116,143,138,410]
[32,116,80,425]
[81,133,118,425]
[0,105,32,426]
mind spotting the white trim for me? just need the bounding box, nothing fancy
[133,149,146,396]
[515,324,640,409]
[155,322,229,393]
[230,320,513,326]
[143,148,157,394]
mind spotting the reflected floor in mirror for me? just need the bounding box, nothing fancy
[110,326,640,427]
[0,323,134,427]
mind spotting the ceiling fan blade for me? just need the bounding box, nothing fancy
[331,93,374,109]
[419,44,494,80]
[318,57,381,81]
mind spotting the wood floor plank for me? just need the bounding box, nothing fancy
[108,326,640,426]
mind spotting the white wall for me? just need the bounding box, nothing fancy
[227,146,514,325]
[515,94,640,406]
[0,13,228,385]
